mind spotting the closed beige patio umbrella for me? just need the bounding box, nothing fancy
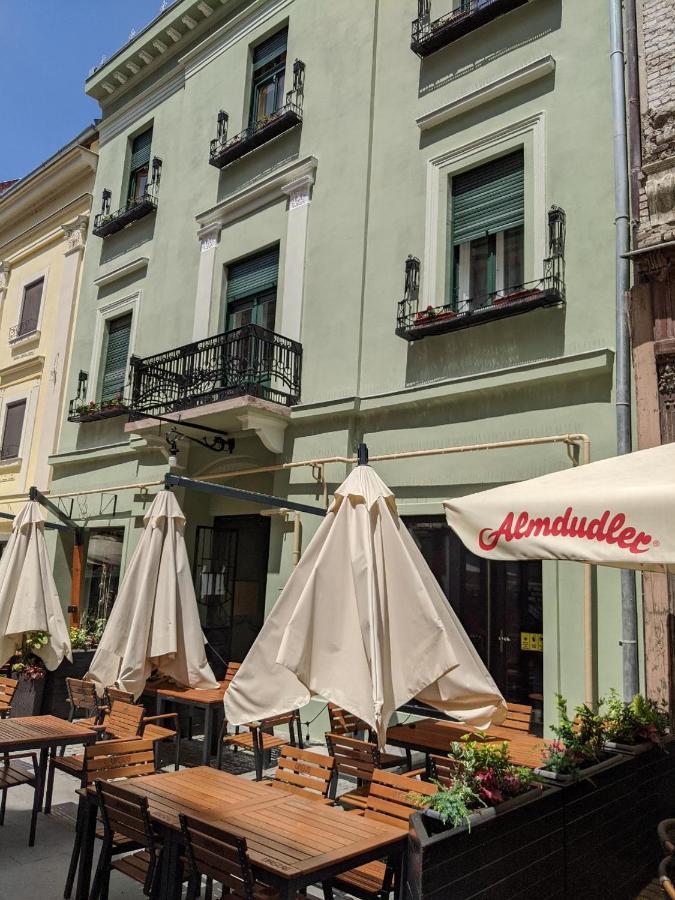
[0,501,71,670]
[86,490,218,698]
[225,465,506,747]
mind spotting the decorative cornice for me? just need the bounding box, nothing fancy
[199,224,222,251]
[196,155,318,236]
[281,174,314,210]
[416,56,555,131]
[0,262,9,294]
[93,256,149,287]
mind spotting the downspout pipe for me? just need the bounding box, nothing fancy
[609,0,640,700]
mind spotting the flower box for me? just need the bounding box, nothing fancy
[534,751,624,785]
[493,288,542,305]
[10,675,45,717]
[414,309,458,325]
[69,403,128,424]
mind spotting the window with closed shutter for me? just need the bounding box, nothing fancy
[226,247,279,332]
[128,128,153,202]
[18,279,43,336]
[1,400,26,460]
[450,149,525,306]
[101,314,132,401]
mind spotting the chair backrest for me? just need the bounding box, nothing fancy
[328,703,371,738]
[427,754,463,787]
[106,686,134,706]
[273,746,334,799]
[325,732,380,784]
[84,737,156,786]
[65,678,99,716]
[0,676,17,712]
[180,813,257,900]
[102,700,145,738]
[363,768,438,829]
[223,662,240,688]
[501,703,533,733]
[258,710,301,744]
[96,780,157,891]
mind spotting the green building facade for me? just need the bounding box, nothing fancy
[49,0,637,734]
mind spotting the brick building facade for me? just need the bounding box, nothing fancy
[629,0,675,708]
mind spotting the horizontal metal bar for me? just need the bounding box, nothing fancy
[29,487,83,537]
[164,474,326,517]
[0,509,68,532]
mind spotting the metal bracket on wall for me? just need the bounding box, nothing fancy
[99,493,118,517]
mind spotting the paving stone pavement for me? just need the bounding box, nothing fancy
[0,737,405,900]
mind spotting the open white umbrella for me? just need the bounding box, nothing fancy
[86,491,218,698]
[225,465,506,747]
[0,501,71,670]
[443,443,675,572]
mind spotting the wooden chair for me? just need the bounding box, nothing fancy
[217,710,302,781]
[500,703,534,734]
[0,750,40,845]
[322,769,437,900]
[45,700,146,814]
[65,677,103,725]
[328,704,409,769]
[91,779,164,900]
[264,746,335,802]
[325,732,408,809]
[104,688,181,771]
[427,753,463,787]
[0,676,17,718]
[223,661,240,689]
[180,813,306,900]
[63,737,157,899]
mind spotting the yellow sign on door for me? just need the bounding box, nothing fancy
[520,632,543,652]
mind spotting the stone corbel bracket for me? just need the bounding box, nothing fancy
[236,409,288,454]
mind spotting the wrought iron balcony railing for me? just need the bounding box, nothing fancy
[67,372,129,423]
[92,158,162,238]
[396,206,566,341]
[128,323,302,418]
[209,60,305,169]
[411,0,530,57]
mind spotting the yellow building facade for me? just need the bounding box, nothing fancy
[0,127,98,541]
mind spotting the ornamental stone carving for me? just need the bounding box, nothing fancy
[281,174,314,211]
[199,225,221,253]
[657,357,675,396]
[0,262,9,293]
[62,215,89,253]
[645,167,675,228]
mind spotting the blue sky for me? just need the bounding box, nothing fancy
[0,0,165,181]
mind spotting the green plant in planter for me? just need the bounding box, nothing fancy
[69,618,107,651]
[11,631,49,681]
[409,734,534,828]
[603,689,669,745]
[540,694,606,775]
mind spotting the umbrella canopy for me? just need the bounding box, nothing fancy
[0,501,71,670]
[225,465,506,747]
[86,491,218,698]
[443,442,675,572]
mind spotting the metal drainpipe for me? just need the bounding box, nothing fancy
[609,0,639,700]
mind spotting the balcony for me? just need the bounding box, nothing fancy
[92,158,162,238]
[209,60,305,169]
[68,372,129,423]
[411,0,530,57]
[128,323,302,419]
[396,206,566,341]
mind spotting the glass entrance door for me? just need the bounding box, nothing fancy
[405,517,543,709]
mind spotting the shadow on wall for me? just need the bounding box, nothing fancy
[216,130,302,204]
[418,0,563,97]
[98,213,157,266]
[403,306,567,386]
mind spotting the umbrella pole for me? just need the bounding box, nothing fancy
[70,539,83,627]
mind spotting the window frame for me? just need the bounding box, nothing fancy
[87,292,141,406]
[10,269,49,344]
[248,31,288,128]
[100,312,134,402]
[126,126,153,206]
[0,398,27,461]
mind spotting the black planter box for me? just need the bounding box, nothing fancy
[42,650,96,719]
[10,676,46,717]
[406,746,675,899]
[407,786,565,900]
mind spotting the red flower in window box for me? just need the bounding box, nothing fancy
[415,306,458,324]
[493,288,541,306]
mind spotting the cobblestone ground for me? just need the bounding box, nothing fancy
[0,737,394,900]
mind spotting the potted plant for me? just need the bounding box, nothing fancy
[9,631,49,716]
[414,305,457,325]
[409,735,540,831]
[493,287,541,305]
[602,689,670,754]
[534,694,621,784]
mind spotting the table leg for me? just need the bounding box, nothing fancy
[36,747,48,812]
[202,705,213,766]
[75,797,97,900]
[157,827,184,900]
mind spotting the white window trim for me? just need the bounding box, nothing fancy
[10,267,49,345]
[422,111,545,310]
[0,386,37,492]
[87,291,141,403]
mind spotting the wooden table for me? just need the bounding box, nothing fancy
[143,680,227,765]
[0,716,96,845]
[76,767,407,900]
[387,718,546,769]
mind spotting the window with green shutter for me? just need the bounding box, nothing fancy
[450,149,525,308]
[1,400,26,460]
[128,128,153,203]
[226,247,279,332]
[101,314,132,401]
[250,30,288,126]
